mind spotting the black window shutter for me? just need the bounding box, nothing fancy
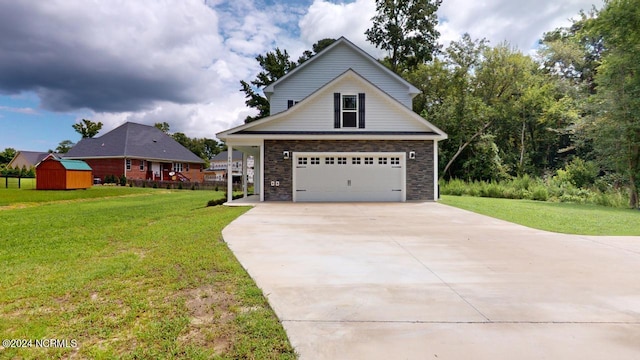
[334,93,341,128]
[287,100,294,109]
[358,93,365,128]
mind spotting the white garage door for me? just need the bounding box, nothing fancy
[293,152,405,202]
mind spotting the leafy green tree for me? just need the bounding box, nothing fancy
[72,119,103,138]
[154,122,171,133]
[240,48,297,123]
[365,0,441,72]
[589,0,640,208]
[0,147,17,166]
[55,140,75,154]
[240,39,336,123]
[297,38,336,64]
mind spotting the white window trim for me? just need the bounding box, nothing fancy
[341,94,358,128]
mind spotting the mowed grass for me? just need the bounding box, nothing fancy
[0,186,159,206]
[0,177,36,191]
[0,188,295,359]
[440,195,640,236]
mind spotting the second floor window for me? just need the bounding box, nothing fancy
[342,95,357,128]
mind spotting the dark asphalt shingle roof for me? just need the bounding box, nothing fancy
[65,122,204,163]
[210,150,243,162]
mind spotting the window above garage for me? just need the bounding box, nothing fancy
[334,92,365,129]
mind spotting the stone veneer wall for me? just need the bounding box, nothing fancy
[263,140,434,201]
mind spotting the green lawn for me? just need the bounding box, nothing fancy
[0,189,295,359]
[0,186,161,206]
[440,195,640,236]
[0,177,36,190]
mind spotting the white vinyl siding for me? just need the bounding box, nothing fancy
[269,42,413,114]
[250,75,430,133]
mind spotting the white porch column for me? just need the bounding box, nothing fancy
[259,143,265,202]
[242,152,248,198]
[227,146,233,203]
[254,153,260,198]
[434,140,439,201]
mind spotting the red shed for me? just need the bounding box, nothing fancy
[36,155,93,190]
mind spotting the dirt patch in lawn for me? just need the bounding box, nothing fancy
[178,286,238,354]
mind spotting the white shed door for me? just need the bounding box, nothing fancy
[294,153,405,202]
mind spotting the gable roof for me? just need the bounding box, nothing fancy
[65,122,205,163]
[8,151,55,168]
[58,159,93,171]
[37,154,92,171]
[218,69,447,141]
[210,150,243,162]
[263,37,420,98]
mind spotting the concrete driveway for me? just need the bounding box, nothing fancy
[222,202,640,359]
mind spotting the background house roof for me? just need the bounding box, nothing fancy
[210,150,243,162]
[65,122,205,163]
[8,151,55,168]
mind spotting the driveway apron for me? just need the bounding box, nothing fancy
[222,202,640,359]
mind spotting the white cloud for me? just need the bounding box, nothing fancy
[299,0,381,57]
[0,0,609,148]
[0,106,38,115]
[437,0,604,50]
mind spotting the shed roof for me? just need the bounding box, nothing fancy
[37,155,92,171]
[59,159,92,171]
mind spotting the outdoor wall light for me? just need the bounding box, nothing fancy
[409,151,416,159]
[283,150,290,159]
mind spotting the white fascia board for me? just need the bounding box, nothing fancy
[221,134,446,141]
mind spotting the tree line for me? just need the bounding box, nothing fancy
[239,0,639,208]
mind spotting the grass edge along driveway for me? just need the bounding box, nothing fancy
[0,189,296,359]
[440,195,640,236]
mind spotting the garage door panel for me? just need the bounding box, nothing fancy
[295,153,404,202]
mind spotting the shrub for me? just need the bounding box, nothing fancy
[119,174,127,186]
[529,185,549,201]
[555,158,599,188]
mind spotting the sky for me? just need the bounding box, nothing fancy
[0,0,604,152]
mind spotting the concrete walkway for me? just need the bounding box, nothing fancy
[222,202,640,359]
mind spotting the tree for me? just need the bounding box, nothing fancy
[55,140,75,154]
[589,0,640,208]
[365,0,442,73]
[240,48,297,123]
[297,38,336,64]
[72,119,103,138]
[240,39,336,123]
[0,147,17,166]
[154,122,171,133]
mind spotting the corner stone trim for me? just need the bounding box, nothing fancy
[263,140,434,201]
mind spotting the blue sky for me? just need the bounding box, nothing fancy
[0,0,603,152]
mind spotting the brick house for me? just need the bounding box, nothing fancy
[216,37,447,202]
[65,122,205,183]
